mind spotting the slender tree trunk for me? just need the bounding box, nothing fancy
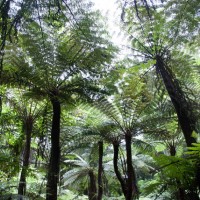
[88,170,97,200]
[46,98,61,200]
[0,0,11,115]
[125,133,138,200]
[113,141,126,197]
[97,141,103,200]
[156,56,200,199]
[18,116,33,196]
[156,55,196,147]
[169,144,176,157]
[175,182,185,200]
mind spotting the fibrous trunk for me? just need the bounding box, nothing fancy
[88,170,97,200]
[46,98,61,200]
[113,142,126,196]
[18,116,33,196]
[113,136,138,200]
[125,133,138,200]
[156,55,196,147]
[97,141,103,200]
[156,55,200,199]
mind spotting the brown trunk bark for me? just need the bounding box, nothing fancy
[46,98,61,200]
[176,180,185,200]
[156,55,196,147]
[97,141,103,200]
[156,56,200,199]
[169,144,176,157]
[88,170,97,200]
[18,116,33,196]
[125,133,138,200]
[113,142,126,197]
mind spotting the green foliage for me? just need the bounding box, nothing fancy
[187,142,200,157]
[140,154,197,199]
[0,0,200,199]
[58,190,88,200]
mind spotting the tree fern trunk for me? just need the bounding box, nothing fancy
[156,55,196,147]
[46,98,61,200]
[88,170,97,200]
[156,56,200,198]
[125,133,138,200]
[18,116,33,196]
[113,141,126,197]
[97,141,103,200]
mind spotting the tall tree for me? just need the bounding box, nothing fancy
[2,6,116,198]
[120,0,200,148]
[121,2,200,195]
[94,73,151,200]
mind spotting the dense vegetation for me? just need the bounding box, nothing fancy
[0,0,200,199]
